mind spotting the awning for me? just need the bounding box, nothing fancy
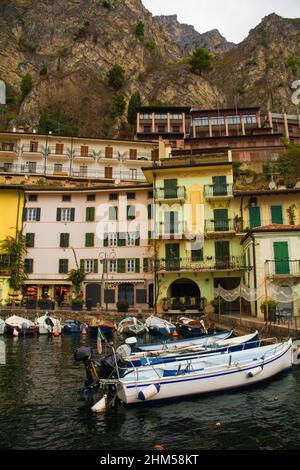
[24,280,72,285]
[105,280,146,285]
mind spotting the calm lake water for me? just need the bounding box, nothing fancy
[0,334,300,450]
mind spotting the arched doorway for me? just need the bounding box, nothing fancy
[168,279,201,311]
[86,283,101,308]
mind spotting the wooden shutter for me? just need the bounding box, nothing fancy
[86,207,95,221]
[93,259,98,273]
[274,242,290,274]
[135,258,140,273]
[60,233,69,248]
[127,205,135,220]
[85,233,94,247]
[212,176,227,196]
[56,143,64,155]
[117,259,126,273]
[151,149,159,161]
[36,208,41,221]
[249,207,261,228]
[105,167,113,178]
[129,149,137,160]
[81,146,89,157]
[103,233,108,247]
[214,209,229,231]
[136,289,147,303]
[22,208,27,222]
[56,208,62,221]
[105,147,113,158]
[143,258,149,272]
[164,179,177,199]
[80,259,85,271]
[70,208,75,221]
[118,233,126,247]
[26,233,35,248]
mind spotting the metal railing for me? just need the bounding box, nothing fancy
[164,297,206,311]
[266,260,300,277]
[157,256,247,272]
[204,184,233,197]
[205,219,235,233]
[157,221,187,236]
[154,186,186,200]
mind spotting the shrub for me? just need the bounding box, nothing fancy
[266,57,275,69]
[146,39,157,50]
[285,55,298,76]
[39,65,48,77]
[127,91,141,129]
[20,73,34,99]
[101,1,111,9]
[17,36,37,53]
[38,108,78,136]
[107,64,125,90]
[135,21,144,38]
[112,92,126,117]
[188,47,214,76]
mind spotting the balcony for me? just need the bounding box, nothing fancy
[157,221,187,238]
[0,144,17,158]
[157,256,247,273]
[266,260,300,278]
[204,184,233,199]
[205,219,236,237]
[154,186,186,202]
[22,145,43,158]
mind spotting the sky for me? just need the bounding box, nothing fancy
[142,0,300,43]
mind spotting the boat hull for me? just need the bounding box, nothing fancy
[148,325,176,336]
[5,324,36,336]
[117,342,293,405]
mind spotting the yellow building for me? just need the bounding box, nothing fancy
[0,186,25,304]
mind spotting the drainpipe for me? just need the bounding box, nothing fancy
[250,233,258,317]
[153,173,157,315]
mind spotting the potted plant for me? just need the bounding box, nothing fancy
[71,297,84,311]
[38,297,55,310]
[117,300,129,313]
[210,298,226,315]
[260,300,278,322]
[25,298,37,309]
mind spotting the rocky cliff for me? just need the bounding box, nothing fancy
[0,2,299,137]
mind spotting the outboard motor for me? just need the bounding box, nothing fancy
[45,315,54,333]
[75,346,100,400]
[98,352,127,379]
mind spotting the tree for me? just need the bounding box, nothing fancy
[112,92,126,117]
[188,47,214,76]
[135,21,145,38]
[0,232,28,292]
[277,143,300,184]
[127,91,141,130]
[68,268,86,294]
[20,73,34,99]
[38,108,78,136]
[107,65,125,90]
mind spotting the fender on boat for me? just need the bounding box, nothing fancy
[91,394,107,413]
[138,384,161,401]
[246,366,263,378]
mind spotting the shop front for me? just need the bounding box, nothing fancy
[23,281,72,308]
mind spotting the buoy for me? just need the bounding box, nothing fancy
[82,327,87,336]
[173,329,179,337]
[91,394,107,413]
[215,421,221,428]
[54,329,60,337]
[153,444,166,450]
[13,328,19,337]
[274,396,279,401]
[138,384,160,401]
[246,366,263,378]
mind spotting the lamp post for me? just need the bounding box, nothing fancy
[99,248,116,312]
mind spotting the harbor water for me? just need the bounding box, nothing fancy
[0,334,300,450]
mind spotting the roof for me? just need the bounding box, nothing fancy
[234,188,300,197]
[137,106,191,113]
[0,183,152,193]
[241,224,300,243]
[190,107,260,115]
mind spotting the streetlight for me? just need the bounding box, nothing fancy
[99,248,116,312]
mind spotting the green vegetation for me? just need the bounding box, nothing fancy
[17,36,37,53]
[74,23,91,41]
[20,73,34,100]
[39,65,48,77]
[287,204,297,225]
[107,64,125,90]
[135,21,145,38]
[127,91,141,130]
[285,55,298,76]
[112,92,126,117]
[101,1,111,9]
[278,143,300,183]
[188,47,214,76]
[149,99,164,107]
[68,268,86,294]
[0,232,28,291]
[266,57,275,69]
[145,39,157,51]
[38,108,78,136]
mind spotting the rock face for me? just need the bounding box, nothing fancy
[0,2,299,136]
[154,15,234,56]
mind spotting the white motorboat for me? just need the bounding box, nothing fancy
[0,318,5,335]
[5,315,36,336]
[35,314,62,335]
[145,316,176,336]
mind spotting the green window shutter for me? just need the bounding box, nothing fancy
[59,259,68,274]
[117,259,126,273]
[148,230,153,243]
[274,242,290,274]
[25,259,33,274]
[271,206,283,224]
[127,205,135,220]
[80,259,85,271]
[135,231,140,246]
[60,233,69,248]
[36,208,41,221]
[192,249,203,262]
[214,209,228,231]
[103,233,108,247]
[143,258,149,272]
[135,258,140,273]
[212,176,227,196]
[22,208,27,222]
[103,259,108,274]
[118,232,126,247]
[70,208,75,221]
[148,204,153,220]
[109,206,118,220]
[86,207,95,221]
[26,233,35,248]
[249,207,261,228]
[93,259,98,273]
[85,233,94,247]
[56,208,62,221]
[164,179,177,199]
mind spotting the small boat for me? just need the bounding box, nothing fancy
[86,340,292,406]
[145,316,176,336]
[35,314,62,335]
[0,318,5,335]
[5,315,36,336]
[136,329,233,352]
[62,319,84,334]
[117,331,260,367]
[117,317,146,335]
[176,317,208,337]
[88,319,116,338]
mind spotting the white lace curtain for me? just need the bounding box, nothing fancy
[214,284,300,304]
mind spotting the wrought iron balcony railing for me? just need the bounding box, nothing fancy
[204,184,233,198]
[157,256,247,272]
[265,260,300,277]
[154,186,186,201]
[157,221,187,236]
[205,219,235,233]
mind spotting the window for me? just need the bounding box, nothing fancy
[62,195,71,202]
[109,206,118,220]
[27,208,41,222]
[83,259,98,273]
[127,233,136,246]
[109,233,117,246]
[54,163,63,172]
[210,117,225,126]
[129,149,137,160]
[140,113,152,120]
[59,259,69,274]
[172,125,180,133]
[55,143,64,155]
[155,114,168,120]
[79,166,87,176]
[57,208,75,222]
[109,260,117,273]
[148,191,153,199]
[86,207,95,222]
[105,147,113,158]
[24,259,33,274]
[227,116,241,125]
[30,141,38,152]
[28,162,37,172]
[60,233,69,248]
[127,205,136,220]
[127,259,135,273]
[105,167,113,179]
[26,233,35,248]
[244,115,257,124]
[129,168,137,180]
[87,194,96,201]
[157,125,166,133]
[148,204,153,219]
[80,146,89,157]
[169,113,183,120]
[127,192,136,200]
[194,117,209,127]
[143,125,151,133]
[28,195,37,202]
[109,193,118,201]
[85,233,94,247]
[1,142,15,151]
